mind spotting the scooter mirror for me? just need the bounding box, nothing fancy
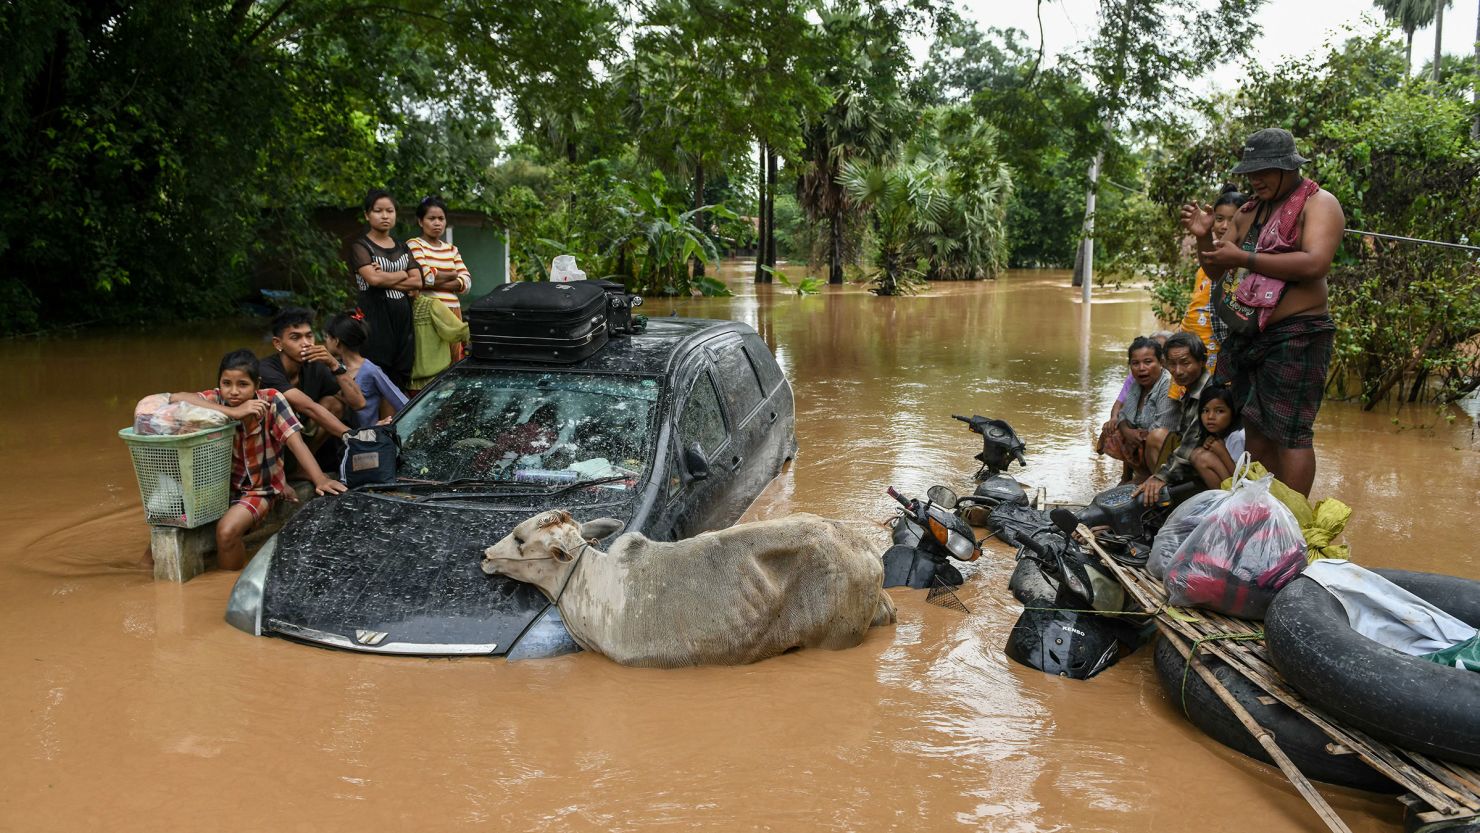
[926,485,958,508]
[1050,508,1079,539]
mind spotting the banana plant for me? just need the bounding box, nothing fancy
[604,173,732,297]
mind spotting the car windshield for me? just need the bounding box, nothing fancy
[394,370,662,487]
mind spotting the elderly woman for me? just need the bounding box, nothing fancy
[1100,336,1179,483]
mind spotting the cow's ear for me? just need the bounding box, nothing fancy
[579,518,624,542]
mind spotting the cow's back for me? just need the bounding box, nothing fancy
[597,515,890,666]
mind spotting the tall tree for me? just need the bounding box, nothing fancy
[1068,0,1265,297]
[0,0,619,332]
[1432,0,1452,83]
[1373,0,1437,74]
[795,1,920,284]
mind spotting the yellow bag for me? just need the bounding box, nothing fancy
[1220,461,1350,562]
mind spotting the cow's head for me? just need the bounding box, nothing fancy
[481,510,625,597]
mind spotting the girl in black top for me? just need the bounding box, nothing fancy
[348,188,423,391]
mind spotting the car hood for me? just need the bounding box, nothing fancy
[261,489,637,655]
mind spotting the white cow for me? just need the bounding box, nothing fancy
[482,511,897,667]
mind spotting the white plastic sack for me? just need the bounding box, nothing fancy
[1304,560,1477,656]
[146,473,184,516]
[1164,475,1307,619]
[548,254,586,282]
[1147,489,1230,580]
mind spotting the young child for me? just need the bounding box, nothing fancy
[1191,385,1243,489]
[323,312,408,427]
[171,349,347,570]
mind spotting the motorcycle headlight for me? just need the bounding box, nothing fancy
[224,535,275,636]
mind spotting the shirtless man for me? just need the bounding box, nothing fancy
[1181,128,1344,496]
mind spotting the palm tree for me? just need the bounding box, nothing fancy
[836,158,946,296]
[1431,0,1452,83]
[794,2,912,284]
[1373,0,1438,74]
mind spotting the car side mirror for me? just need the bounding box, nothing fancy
[684,443,710,481]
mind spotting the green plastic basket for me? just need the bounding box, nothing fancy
[118,423,238,528]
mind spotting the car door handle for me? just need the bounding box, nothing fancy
[731,454,742,467]
[767,411,778,423]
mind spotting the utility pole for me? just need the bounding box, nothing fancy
[1079,149,1103,305]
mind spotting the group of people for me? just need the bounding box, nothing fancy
[1100,127,1344,504]
[162,189,478,568]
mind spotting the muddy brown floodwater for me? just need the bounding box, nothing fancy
[2,263,1477,832]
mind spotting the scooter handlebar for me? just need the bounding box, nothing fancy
[1019,534,1051,559]
[886,487,912,510]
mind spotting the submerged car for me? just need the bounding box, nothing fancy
[226,317,796,659]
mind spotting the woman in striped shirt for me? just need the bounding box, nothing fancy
[407,195,473,362]
[348,188,424,391]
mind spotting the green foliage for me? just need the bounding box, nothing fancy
[0,0,619,333]
[761,265,823,296]
[837,157,946,296]
[1130,32,1480,407]
[906,107,1013,280]
[488,161,730,297]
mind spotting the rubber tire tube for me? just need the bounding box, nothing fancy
[1153,634,1398,793]
[1404,804,1480,833]
[1265,569,1480,768]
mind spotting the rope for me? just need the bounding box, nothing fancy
[1178,630,1267,717]
[1022,604,1168,618]
[1344,229,1480,253]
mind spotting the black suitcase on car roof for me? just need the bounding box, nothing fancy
[466,281,608,363]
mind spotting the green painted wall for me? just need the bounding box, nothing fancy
[450,224,509,298]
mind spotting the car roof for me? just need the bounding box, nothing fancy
[461,316,749,376]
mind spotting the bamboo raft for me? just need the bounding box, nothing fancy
[1078,527,1480,833]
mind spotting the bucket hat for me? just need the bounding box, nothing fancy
[1231,128,1308,174]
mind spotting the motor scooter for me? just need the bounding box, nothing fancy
[881,486,980,589]
[1003,509,1149,679]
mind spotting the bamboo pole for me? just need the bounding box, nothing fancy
[1158,626,1354,833]
[1081,528,1479,814]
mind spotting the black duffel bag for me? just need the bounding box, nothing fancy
[466,281,609,363]
[339,426,400,488]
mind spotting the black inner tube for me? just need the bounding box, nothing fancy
[1266,568,1480,768]
[1153,634,1399,793]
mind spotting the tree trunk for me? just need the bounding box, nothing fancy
[756,142,769,283]
[1433,0,1444,84]
[1473,1,1479,139]
[828,211,844,284]
[1405,28,1413,75]
[1074,149,1104,301]
[692,161,706,278]
[765,148,778,272]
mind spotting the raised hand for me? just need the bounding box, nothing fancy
[1200,238,1248,269]
[300,343,337,367]
[226,399,270,422]
[1180,201,1214,238]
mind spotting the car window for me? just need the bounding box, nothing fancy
[678,370,727,459]
[711,339,765,419]
[394,370,661,485]
[742,334,784,393]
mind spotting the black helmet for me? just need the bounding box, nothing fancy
[1004,608,1131,679]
